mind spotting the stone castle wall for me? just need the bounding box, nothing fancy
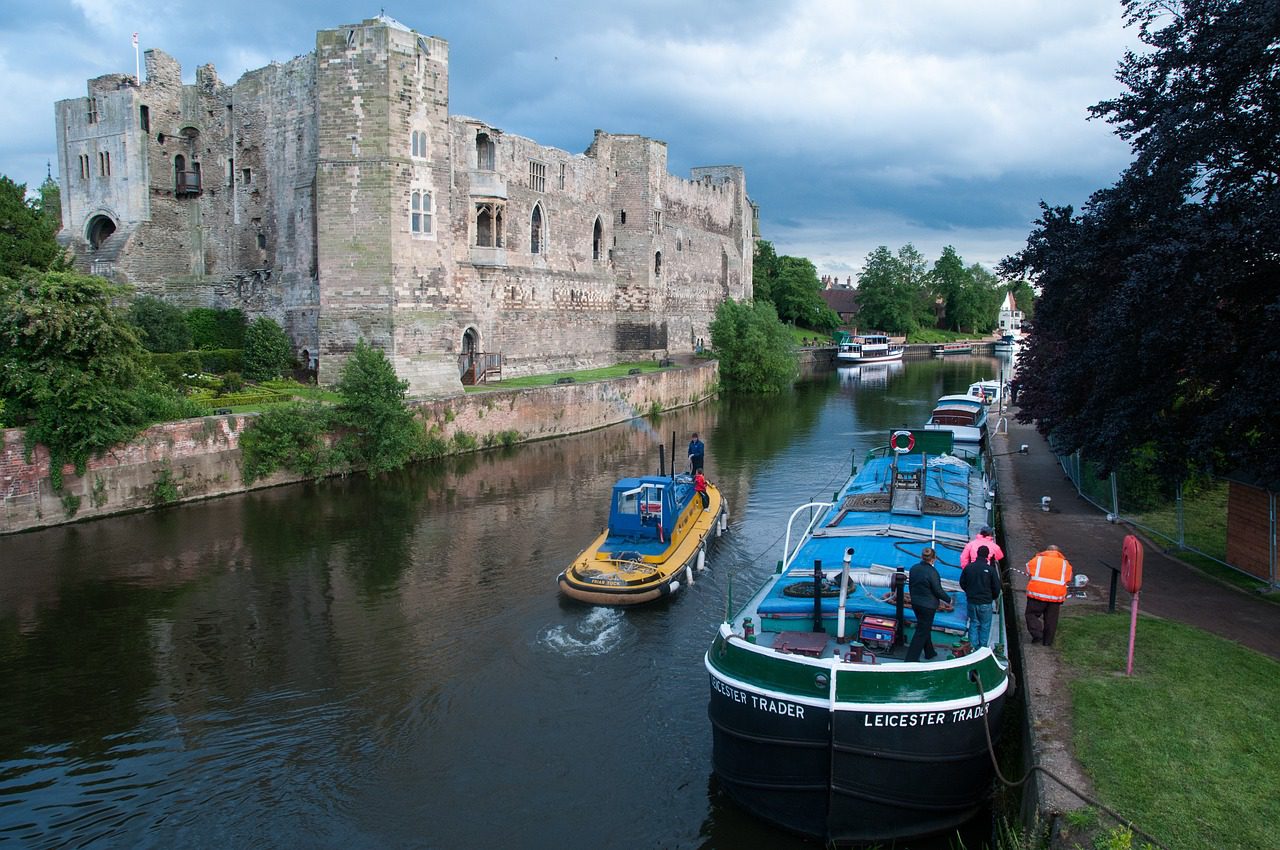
[53,16,751,398]
[0,362,718,535]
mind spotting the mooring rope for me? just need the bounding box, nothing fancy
[970,670,1170,850]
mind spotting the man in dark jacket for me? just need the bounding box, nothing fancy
[905,547,952,662]
[960,544,1003,649]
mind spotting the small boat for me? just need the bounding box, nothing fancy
[932,341,974,356]
[558,445,727,605]
[993,333,1020,352]
[705,429,1009,844]
[836,333,905,365]
[923,394,990,451]
[966,379,1004,406]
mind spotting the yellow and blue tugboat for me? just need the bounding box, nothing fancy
[558,460,727,606]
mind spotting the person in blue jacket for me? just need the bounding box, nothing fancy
[688,432,705,474]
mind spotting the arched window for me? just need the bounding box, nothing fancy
[476,132,495,171]
[411,130,428,158]
[592,217,603,260]
[530,204,544,254]
[654,251,662,276]
[412,190,432,234]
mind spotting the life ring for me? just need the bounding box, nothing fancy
[890,430,915,453]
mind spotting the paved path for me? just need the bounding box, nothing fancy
[990,405,1280,819]
[995,408,1280,660]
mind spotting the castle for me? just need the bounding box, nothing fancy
[53,15,755,395]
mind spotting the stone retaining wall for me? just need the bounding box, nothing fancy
[0,360,718,535]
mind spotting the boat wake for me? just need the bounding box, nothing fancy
[539,607,628,656]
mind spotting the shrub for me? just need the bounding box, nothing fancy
[239,402,335,483]
[220,372,245,394]
[333,340,418,475]
[198,348,243,374]
[243,317,292,381]
[451,430,478,452]
[186,307,246,349]
[129,296,192,353]
[709,298,798,394]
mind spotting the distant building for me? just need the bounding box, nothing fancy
[53,15,754,395]
[998,291,1025,333]
[820,288,859,325]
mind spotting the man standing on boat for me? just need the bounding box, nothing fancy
[1024,545,1073,646]
[905,548,952,662]
[688,432,705,474]
[960,545,1002,649]
[961,526,1004,569]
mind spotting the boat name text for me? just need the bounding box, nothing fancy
[863,704,990,727]
[712,678,806,719]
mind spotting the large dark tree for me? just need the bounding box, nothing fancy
[0,175,67,278]
[1002,0,1280,482]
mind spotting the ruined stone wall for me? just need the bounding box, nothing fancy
[0,361,717,535]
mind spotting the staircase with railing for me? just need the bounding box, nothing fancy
[459,352,503,385]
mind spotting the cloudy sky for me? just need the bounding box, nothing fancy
[0,0,1141,277]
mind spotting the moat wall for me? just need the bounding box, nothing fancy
[0,361,717,535]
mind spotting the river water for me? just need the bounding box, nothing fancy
[0,355,1011,849]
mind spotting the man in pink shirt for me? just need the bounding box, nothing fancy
[961,526,1004,568]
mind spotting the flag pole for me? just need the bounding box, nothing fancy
[133,32,140,84]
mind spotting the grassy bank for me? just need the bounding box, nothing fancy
[463,360,670,391]
[1061,613,1280,850]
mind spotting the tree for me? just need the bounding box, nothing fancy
[242,316,292,380]
[36,174,61,232]
[0,175,67,279]
[334,340,419,475]
[772,255,841,331]
[186,307,246,349]
[931,246,970,332]
[0,270,195,488]
[1001,0,1280,482]
[129,296,193,353]
[752,239,780,306]
[708,299,797,394]
[854,245,935,334]
[950,263,1003,335]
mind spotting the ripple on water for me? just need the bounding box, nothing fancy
[537,607,629,656]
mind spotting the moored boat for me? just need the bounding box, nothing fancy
[923,394,990,451]
[993,333,1019,352]
[932,341,974,356]
[559,448,727,605]
[705,429,1009,844]
[836,333,905,365]
[966,379,1004,406]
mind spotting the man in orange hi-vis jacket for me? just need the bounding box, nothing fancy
[1025,545,1073,646]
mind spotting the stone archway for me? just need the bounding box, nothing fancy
[86,214,117,251]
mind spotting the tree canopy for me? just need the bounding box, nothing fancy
[853,245,935,334]
[0,175,67,279]
[0,271,198,487]
[709,298,798,393]
[1001,0,1280,482]
[334,340,419,475]
[752,240,840,332]
[129,296,193,353]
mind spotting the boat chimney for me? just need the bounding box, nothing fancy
[812,560,824,633]
[658,444,665,477]
[893,566,907,647]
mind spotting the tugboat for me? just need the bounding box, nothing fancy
[558,440,727,605]
[705,429,1009,844]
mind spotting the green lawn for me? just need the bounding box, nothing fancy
[1063,613,1280,850]
[906,328,987,344]
[463,360,670,391]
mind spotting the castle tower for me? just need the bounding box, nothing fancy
[314,16,459,395]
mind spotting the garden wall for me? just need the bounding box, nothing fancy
[0,361,718,535]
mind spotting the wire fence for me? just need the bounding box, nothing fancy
[1057,450,1279,590]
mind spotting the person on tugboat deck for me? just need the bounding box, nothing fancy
[905,548,952,662]
[960,545,1003,649]
[961,525,1003,568]
[693,469,709,510]
[688,432,705,474]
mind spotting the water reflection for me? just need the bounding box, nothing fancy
[0,356,1009,849]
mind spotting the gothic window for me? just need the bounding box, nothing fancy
[86,98,99,124]
[559,163,566,190]
[653,210,662,235]
[592,217,603,260]
[475,203,504,247]
[528,160,546,192]
[654,251,662,276]
[412,190,433,235]
[412,130,428,159]
[98,151,110,176]
[78,154,90,180]
[530,204,544,254]
[139,105,149,131]
[476,132,495,171]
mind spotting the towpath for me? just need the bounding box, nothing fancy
[990,404,1280,819]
